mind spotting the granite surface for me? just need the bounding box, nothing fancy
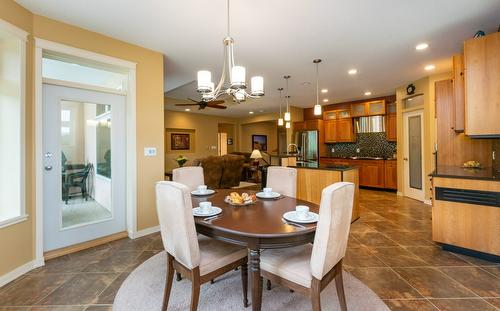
[431,165,500,181]
[291,161,356,171]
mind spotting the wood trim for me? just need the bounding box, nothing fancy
[43,231,128,260]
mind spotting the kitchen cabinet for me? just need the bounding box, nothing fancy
[351,100,386,117]
[386,114,397,141]
[292,121,306,131]
[305,119,323,131]
[384,160,397,189]
[324,120,337,143]
[324,119,354,143]
[464,32,500,136]
[452,54,465,132]
[351,103,366,117]
[358,160,385,188]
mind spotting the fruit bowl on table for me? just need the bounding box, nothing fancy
[224,192,257,206]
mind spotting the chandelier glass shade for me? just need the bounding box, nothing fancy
[196,0,264,103]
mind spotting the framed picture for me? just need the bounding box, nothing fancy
[252,135,267,151]
[171,133,190,150]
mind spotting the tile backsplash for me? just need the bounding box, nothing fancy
[493,139,500,172]
[326,133,397,159]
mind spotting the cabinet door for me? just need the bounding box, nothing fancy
[293,121,306,131]
[336,119,355,142]
[464,32,500,136]
[351,103,367,117]
[323,111,337,120]
[386,114,397,141]
[305,119,322,130]
[324,120,337,143]
[338,110,351,119]
[368,100,386,115]
[452,54,465,132]
[359,161,385,188]
[384,161,397,189]
[387,102,396,115]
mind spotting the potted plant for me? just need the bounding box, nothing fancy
[175,155,188,167]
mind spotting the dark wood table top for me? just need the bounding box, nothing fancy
[192,189,319,243]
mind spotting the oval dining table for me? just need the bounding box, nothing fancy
[191,189,320,311]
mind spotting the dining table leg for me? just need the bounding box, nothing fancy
[249,249,262,311]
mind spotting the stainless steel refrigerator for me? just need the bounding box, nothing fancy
[294,130,319,162]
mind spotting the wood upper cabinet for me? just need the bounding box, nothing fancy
[351,103,366,117]
[386,114,397,141]
[323,111,337,120]
[305,119,323,130]
[384,160,397,189]
[292,121,306,131]
[336,119,354,142]
[350,100,386,117]
[324,120,337,143]
[452,54,465,132]
[464,32,500,136]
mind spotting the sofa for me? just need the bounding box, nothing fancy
[192,154,245,189]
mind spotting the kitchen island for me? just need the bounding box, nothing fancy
[290,162,360,222]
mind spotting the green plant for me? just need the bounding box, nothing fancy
[175,155,188,167]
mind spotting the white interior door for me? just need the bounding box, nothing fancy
[403,110,425,201]
[43,84,126,251]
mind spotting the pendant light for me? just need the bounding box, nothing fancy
[284,75,291,122]
[277,87,284,126]
[313,59,322,116]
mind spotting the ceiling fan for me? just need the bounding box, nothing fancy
[174,98,227,110]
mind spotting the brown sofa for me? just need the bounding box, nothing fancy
[192,154,245,189]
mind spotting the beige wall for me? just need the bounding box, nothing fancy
[218,123,236,154]
[0,0,164,277]
[396,71,452,201]
[240,122,278,153]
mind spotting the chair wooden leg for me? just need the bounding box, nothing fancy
[176,272,182,281]
[241,263,249,307]
[162,254,175,311]
[190,267,201,311]
[310,278,321,311]
[335,263,347,311]
[266,279,271,290]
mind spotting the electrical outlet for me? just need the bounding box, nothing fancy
[331,147,335,153]
[356,148,360,153]
[144,147,157,157]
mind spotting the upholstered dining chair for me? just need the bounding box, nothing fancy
[155,181,249,311]
[172,166,204,192]
[259,182,355,311]
[266,166,297,198]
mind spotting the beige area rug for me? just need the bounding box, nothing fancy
[114,252,389,311]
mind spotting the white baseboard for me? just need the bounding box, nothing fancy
[0,259,44,288]
[129,225,160,239]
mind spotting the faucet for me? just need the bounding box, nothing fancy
[287,144,298,155]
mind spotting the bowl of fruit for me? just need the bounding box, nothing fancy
[462,160,481,169]
[224,192,257,206]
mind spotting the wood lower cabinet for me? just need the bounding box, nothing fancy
[358,160,385,188]
[384,160,397,189]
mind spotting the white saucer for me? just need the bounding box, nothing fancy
[192,206,222,217]
[283,211,319,224]
[191,189,216,196]
[256,191,281,199]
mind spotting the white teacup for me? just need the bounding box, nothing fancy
[296,205,310,220]
[197,185,208,193]
[263,187,273,196]
[199,201,212,214]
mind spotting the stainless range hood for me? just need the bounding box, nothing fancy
[355,116,386,133]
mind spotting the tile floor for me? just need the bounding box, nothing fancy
[0,189,498,310]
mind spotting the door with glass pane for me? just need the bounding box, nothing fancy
[403,110,425,201]
[43,84,126,251]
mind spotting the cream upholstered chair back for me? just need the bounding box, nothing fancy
[172,166,204,192]
[266,166,297,198]
[310,182,354,280]
[155,181,200,269]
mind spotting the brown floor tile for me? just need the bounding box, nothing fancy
[0,273,72,306]
[145,236,164,251]
[125,251,160,272]
[394,267,476,298]
[31,306,85,311]
[343,246,386,268]
[83,251,142,273]
[349,267,422,299]
[107,236,154,251]
[429,298,497,311]
[371,247,428,267]
[454,253,500,267]
[349,222,377,233]
[0,307,30,310]
[38,273,117,306]
[96,272,129,304]
[347,235,363,249]
[484,298,500,309]
[352,231,398,248]
[439,267,500,297]
[482,266,500,278]
[84,306,112,311]
[405,246,471,266]
[364,220,403,232]
[384,299,437,311]
[381,231,434,247]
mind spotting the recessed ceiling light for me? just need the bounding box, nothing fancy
[416,43,429,50]
[321,89,328,93]
[425,64,435,71]
[322,99,329,103]
[249,111,254,114]
[259,110,264,112]
[364,91,372,96]
[184,108,190,112]
[302,82,311,86]
[348,69,358,75]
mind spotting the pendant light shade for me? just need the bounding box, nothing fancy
[197,70,212,92]
[278,118,284,126]
[277,87,284,126]
[284,111,291,121]
[285,121,291,129]
[231,66,246,88]
[284,75,291,123]
[314,104,322,116]
[313,59,322,116]
[251,76,264,96]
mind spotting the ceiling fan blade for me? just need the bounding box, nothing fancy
[208,105,227,109]
[175,103,200,106]
[209,100,225,105]
[187,98,200,103]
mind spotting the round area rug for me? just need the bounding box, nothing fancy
[114,252,389,311]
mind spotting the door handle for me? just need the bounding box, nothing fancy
[45,165,53,171]
[403,158,408,161]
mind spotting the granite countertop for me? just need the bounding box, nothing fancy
[269,154,298,158]
[321,156,397,161]
[431,165,500,181]
[290,161,356,171]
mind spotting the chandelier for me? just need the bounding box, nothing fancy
[196,0,264,103]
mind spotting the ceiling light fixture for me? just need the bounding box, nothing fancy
[185,108,191,112]
[284,75,291,122]
[364,91,372,96]
[321,89,328,93]
[277,87,284,126]
[348,69,358,75]
[249,111,254,114]
[196,0,264,103]
[323,99,329,103]
[416,43,429,50]
[425,64,435,71]
[313,59,323,116]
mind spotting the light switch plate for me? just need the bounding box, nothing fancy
[144,147,157,157]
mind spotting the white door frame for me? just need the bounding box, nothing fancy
[34,38,137,266]
[402,109,425,202]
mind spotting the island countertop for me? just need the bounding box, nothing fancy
[289,161,357,171]
[431,165,500,181]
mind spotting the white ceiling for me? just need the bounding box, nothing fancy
[17,0,500,117]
